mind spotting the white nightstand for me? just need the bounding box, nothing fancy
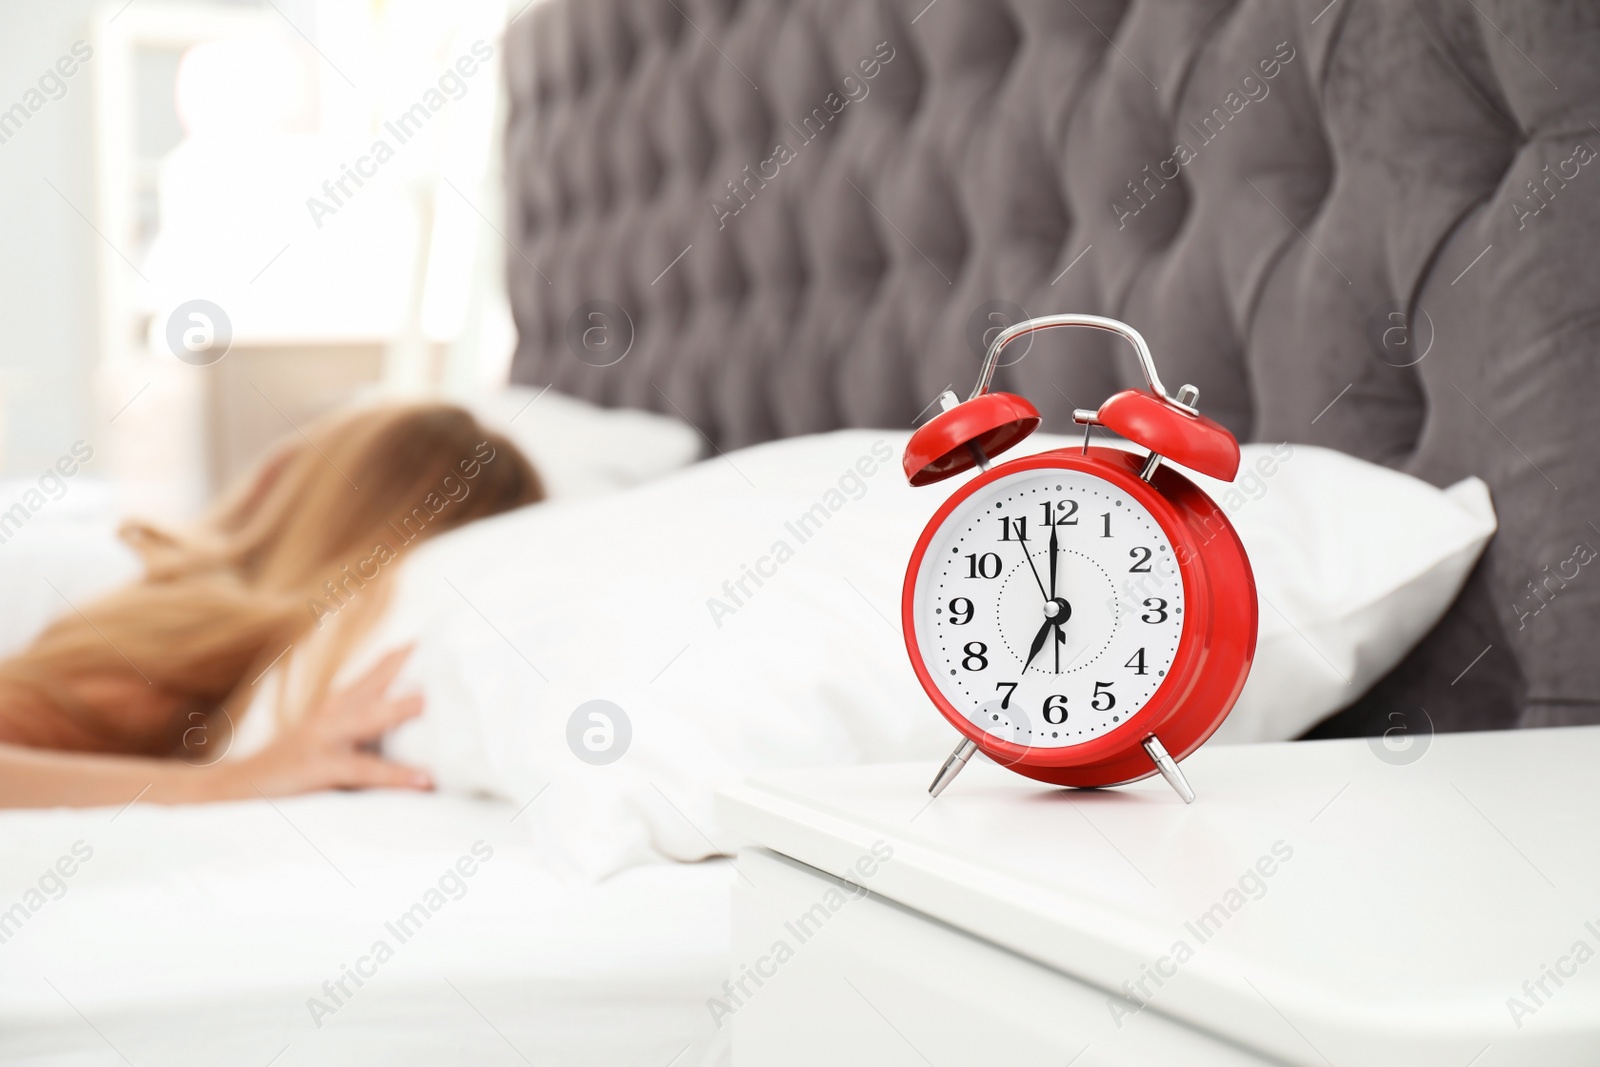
[716,727,1600,1066]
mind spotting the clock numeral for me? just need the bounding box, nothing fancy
[1141,597,1169,624]
[995,681,1017,709]
[1129,546,1153,573]
[999,516,1028,542]
[1100,512,1112,538]
[947,597,975,625]
[1040,499,1079,527]
[965,552,1002,579]
[1125,647,1148,675]
[1091,681,1116,711]
[1042,694,1069,724]
[961,642,989,671]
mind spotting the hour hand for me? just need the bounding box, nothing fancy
[1021,617,1054,673]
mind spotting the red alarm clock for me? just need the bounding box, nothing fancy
[902,315,1256,803]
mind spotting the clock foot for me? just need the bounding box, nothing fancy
[928,738,978,797]
[1143,734,1195,804]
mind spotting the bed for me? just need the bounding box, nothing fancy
[0,423,1493,1063]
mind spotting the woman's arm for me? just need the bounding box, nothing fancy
[0,646,432,810]
[0,743,229,808]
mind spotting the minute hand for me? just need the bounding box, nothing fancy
[1048,521,1059,600]
[1017,532,1049,602]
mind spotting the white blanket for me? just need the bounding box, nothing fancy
[0,792,732,1066]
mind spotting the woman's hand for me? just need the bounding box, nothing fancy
[210,645,433,800]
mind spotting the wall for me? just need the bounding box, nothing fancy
[0,0,103,474]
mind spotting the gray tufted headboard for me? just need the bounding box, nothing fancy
[502,0,1600,735]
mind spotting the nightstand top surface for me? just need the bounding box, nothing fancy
[718,727,1600,1066]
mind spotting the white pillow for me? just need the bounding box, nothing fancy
[469,386,703,500]
[254,431,1494,880]
[0,478,141,659]
[1186,445,1495,744]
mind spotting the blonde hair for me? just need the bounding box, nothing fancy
[0,401,542,755]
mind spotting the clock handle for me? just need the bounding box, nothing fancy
[1143,734,1196,804]
[966,314,1241,484]
[968,314,1190,411]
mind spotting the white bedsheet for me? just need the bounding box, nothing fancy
[0,791,732,1066]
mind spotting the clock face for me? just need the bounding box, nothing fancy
[910,464,1186,751]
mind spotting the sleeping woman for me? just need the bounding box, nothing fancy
[0,402,542,809]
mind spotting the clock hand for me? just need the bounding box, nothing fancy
[1023,597,1071,674]
[1048,521,1059,600]
[1021,616,1054,673]
[1017,531,1050,602]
